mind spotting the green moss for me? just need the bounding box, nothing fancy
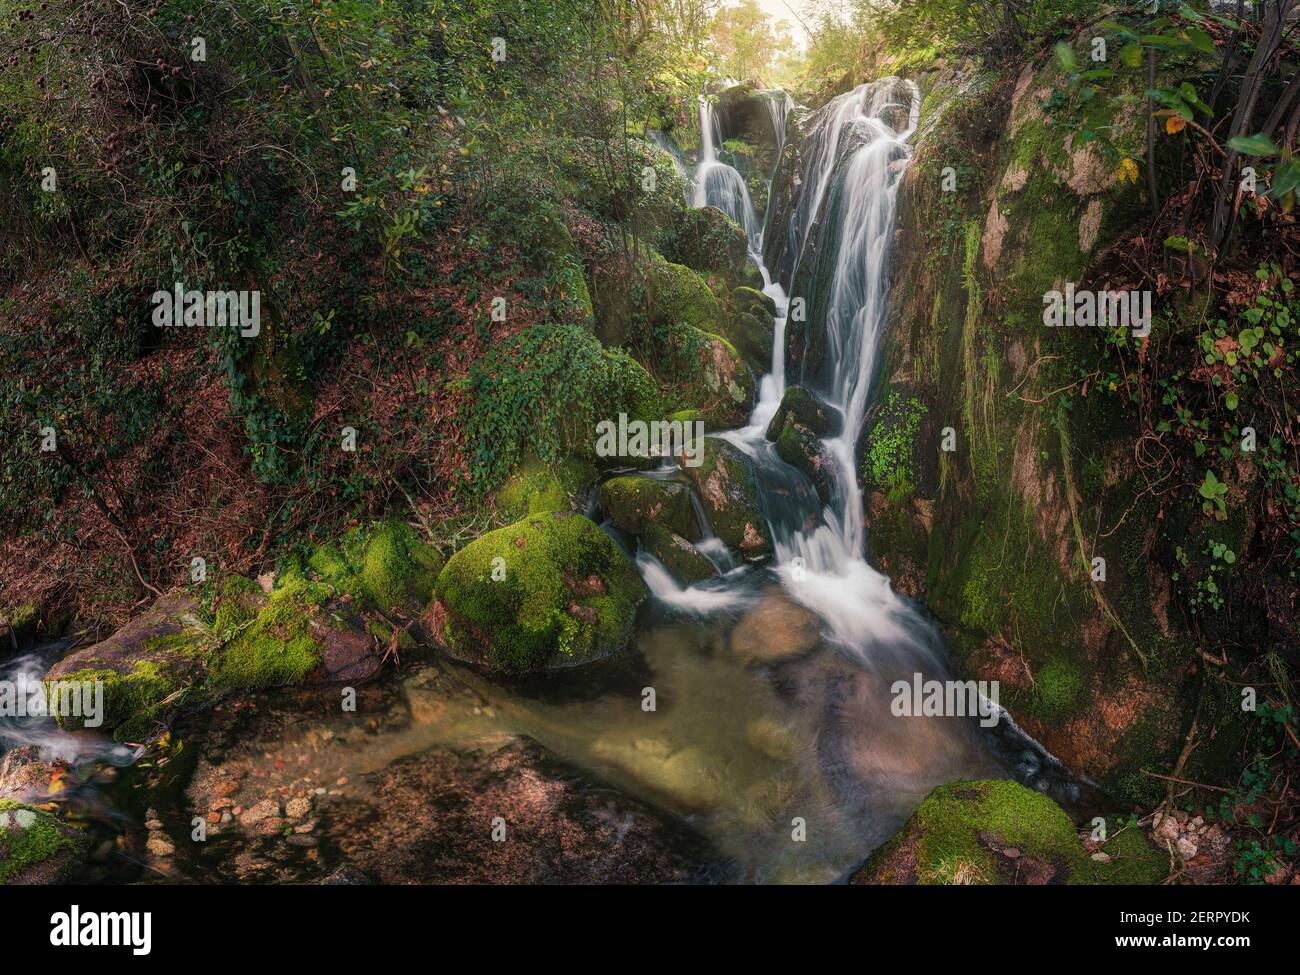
[212,574,264,635]
[1034,657,1084,720]
[51,659,177,742]
[433,511,644,673]
[497,456,595,521]
[864,391,929,489]
[210,571,330,691]
[304,522,442,612]
[599,476,696,538]
[0,801,81,884]
[861,779,1164,885]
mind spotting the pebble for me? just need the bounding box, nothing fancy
[285,796,313,820]
[146,835,175,857]
[1176,837,1199,860]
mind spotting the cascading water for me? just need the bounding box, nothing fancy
[694,79,932,653]
[693,97,763,253]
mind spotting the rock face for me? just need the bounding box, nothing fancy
[678,440,772,559]
[430,511,645,673]
[851,780,1165,885]
[860,60,1254,806]
[327,738,718,884]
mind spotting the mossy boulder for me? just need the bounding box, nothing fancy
[642,525,716,584]
[672,329,754,429]
[765,385,837,503]
[599,476,699,540]
[0,801,88,885]
[851,779,1166,885]
[430,511,645,673]
[678,440,771,559]
[496,456,596,521]
[44,594,207,742]
[647,253,729,336]
[765,385,835,440]
[210,572,329,691]
[660,205,749,288]
[723,286,777,373]
[306,521,443,613]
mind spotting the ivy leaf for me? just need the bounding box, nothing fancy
[1226,133,1279,156]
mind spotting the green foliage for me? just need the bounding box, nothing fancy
[462,322,660,495]
[864,391,928,491]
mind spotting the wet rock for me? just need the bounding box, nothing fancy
[238,799,281,827]
[327,738,718,883]
[307,602,385,686]
[145,834,175,858]
[730,589,820,663]
[599,476,699,540]
[642,525,717,584]
[678,440,772,560]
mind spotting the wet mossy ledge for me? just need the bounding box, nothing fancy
[851,780,1165,885]
[429,511,645,674]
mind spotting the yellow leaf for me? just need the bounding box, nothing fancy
[1166,115,1186,135]
[1117,158,1139,185]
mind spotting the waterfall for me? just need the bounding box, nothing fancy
[692,97,764,253]
[689,79,930,655]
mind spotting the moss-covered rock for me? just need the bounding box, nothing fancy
[660,205,749,288]
[724,296,776,373]
[496,456,596,520]
[678,440,771,559]
[851,779,1166,885]
[0,800,87,884]
[671,329,755,429]
[306,521,443,613]
[0,603,39,650]
[599,476,699,540]
[210,571,330,692]
[642,525,716,584]
[765,385,836,503]
[44,594,207,742]
[765,385,834,440]
[647,253,729,336]
[430,511,645,673]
